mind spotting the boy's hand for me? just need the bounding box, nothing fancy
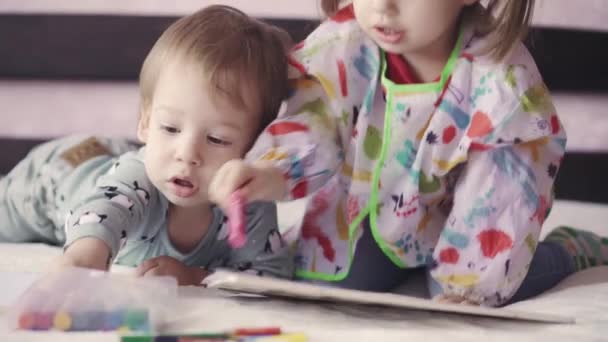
[136,256,209,286]
[208,159,287,212]
[55,237,111,271]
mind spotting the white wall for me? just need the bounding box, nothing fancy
[0,81,139,140]
[2,80,607,152]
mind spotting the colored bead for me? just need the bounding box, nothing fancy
[71,311,93,331]
[33,312,54,330]
[103,311,123,331]
[53,311,72,331]
[124,309,150,331]
[87,311,105,331]
[17,312,35,330]
[117,325,132,333]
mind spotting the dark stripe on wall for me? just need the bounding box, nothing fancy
[1,138,607,204]
[526,28,608,92]
[1,14,608,91]
[0,14,318,80]
[554,152,608,204]
[0,138,44,175]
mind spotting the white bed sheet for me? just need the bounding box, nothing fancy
[0,200,606,342]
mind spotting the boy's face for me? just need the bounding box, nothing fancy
[353,0,476,57]
[137,60,260,208]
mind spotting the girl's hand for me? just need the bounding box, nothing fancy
[136,256,208,286]
[208,159,287,212]
[433,294,481,306]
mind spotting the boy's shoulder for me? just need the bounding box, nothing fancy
[222,201,277,233]
[212,202,277,230]
[97,146,158,199]
[113,146,146,166]
[244,201,277,218]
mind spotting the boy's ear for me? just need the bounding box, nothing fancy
[137,109,150,143]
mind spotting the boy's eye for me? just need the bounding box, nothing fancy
[207,136,231,146]
[161,125,180,134]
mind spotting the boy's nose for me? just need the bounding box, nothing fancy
[176,143,202,166]
[177,155,202,166]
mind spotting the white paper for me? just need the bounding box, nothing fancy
[203,270,575,324]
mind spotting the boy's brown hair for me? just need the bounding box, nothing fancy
[139,5,291,132]
[320,0,535,61]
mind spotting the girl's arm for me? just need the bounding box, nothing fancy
[209,73,356,210]
[245,77,351,201]
[210,18,375,208]
[430,59,566,306]
[431,141,564,306]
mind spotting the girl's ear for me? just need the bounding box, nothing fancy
[137,109,150,143]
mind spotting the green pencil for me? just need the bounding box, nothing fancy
[121,333,230,342]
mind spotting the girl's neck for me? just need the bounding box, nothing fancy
[167,204,213,254]
[401,27,459,84]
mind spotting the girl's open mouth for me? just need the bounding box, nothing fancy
[374,26,404,44]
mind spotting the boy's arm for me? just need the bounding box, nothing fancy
[57,237,110,270]
[133,203,292,284]
[135,256,209,285]
[61,151,159,270]
[224,202,294,279]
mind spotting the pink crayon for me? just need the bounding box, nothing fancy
[227,190,246,248]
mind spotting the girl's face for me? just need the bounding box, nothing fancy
[353,0,476,57]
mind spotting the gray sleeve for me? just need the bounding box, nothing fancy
[225,202,294,279]
[64,150,159,260]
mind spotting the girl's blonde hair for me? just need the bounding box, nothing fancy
[320,0,535,61]
[139,5,291,132]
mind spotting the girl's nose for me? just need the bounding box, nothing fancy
[371,0,398,15]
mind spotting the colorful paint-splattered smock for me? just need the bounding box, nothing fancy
[247,8,566,306]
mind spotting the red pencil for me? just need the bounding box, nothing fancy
[233,327,282,336]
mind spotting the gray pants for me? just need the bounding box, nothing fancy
[0,136,137,244]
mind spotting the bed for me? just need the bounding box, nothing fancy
[1,1,607,341]
[0,199,607,341]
